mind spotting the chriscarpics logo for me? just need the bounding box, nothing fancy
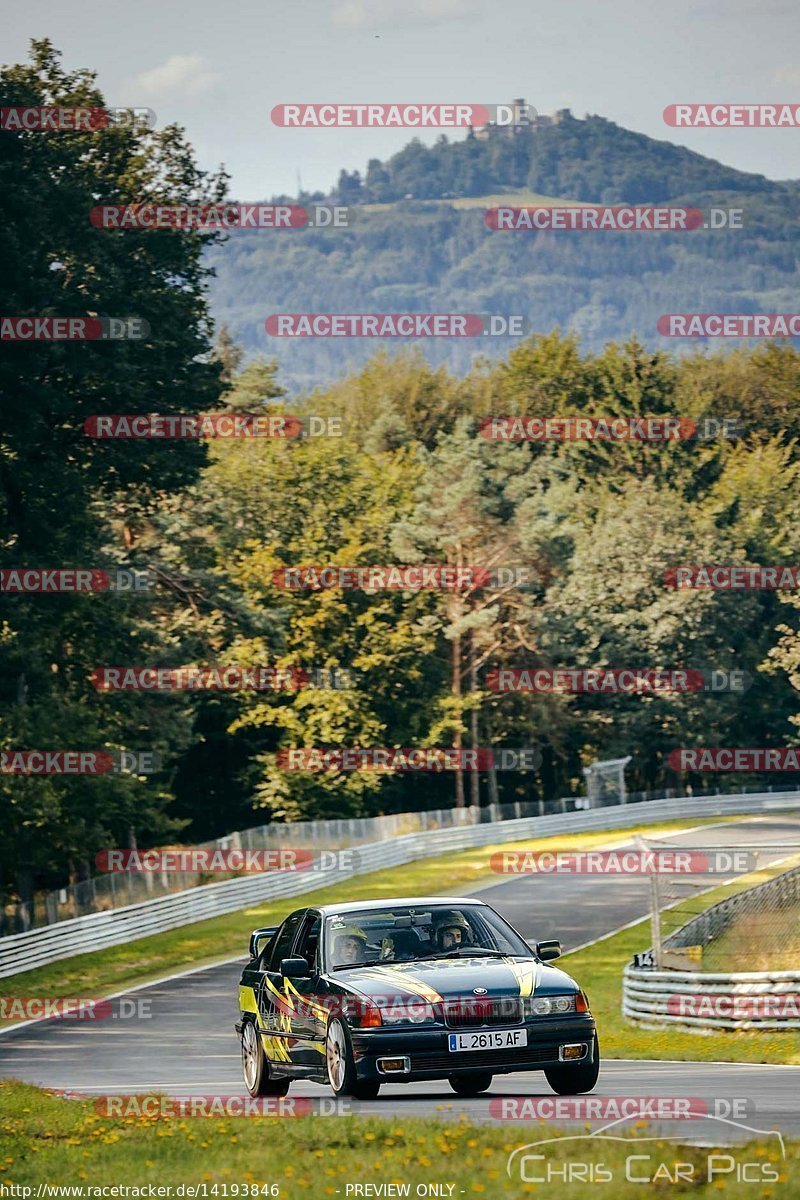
[506,1114,786,1185]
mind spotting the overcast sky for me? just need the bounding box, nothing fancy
[6,0,800,197]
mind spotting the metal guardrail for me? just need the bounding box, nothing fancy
[623,965,800,1030]
[7,782,789,936]
[0,803,486,936]
[624,858,800,1030]
[1,790,797,980]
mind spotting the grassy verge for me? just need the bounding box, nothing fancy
[561,863,800,1065]
[0,817,740,1005]
[701,908,800,972]
[0,1080,794,1198]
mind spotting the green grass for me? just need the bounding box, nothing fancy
[0,817,741,1006]
[0,1080,794,1198]
[700,908,800,972]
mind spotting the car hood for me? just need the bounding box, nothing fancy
[331,956,578,1003]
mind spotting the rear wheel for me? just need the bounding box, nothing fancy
[241,1019,291,1097]
[543,1034,600,1095]
[449,1072,493,1096]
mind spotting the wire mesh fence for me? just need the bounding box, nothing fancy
[5,782,800,938]
[636,830,800,971]
[1,799,542,936]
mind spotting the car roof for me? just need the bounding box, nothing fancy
[315,897,486,916]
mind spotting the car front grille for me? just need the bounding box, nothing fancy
[443,997,523,1028]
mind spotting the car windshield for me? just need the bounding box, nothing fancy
[325,904,531,969]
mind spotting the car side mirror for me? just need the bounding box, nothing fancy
[280,956,311,978]
[249,926,278,959]
[536,940,562,961]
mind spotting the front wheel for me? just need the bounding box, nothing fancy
[326,1018,357,1096]
[325,1019,382,1098]
[241,1020,291,1097]
[449,1072,493,1096]
[543,1034,600,1095]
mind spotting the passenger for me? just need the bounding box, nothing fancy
[333,925,368,965]
[379,929,421,961]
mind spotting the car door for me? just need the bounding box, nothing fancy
[284,910,329,1075]
[255,910,306,1072]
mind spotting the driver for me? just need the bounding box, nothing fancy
[431,910,473,952]
[333,924,368,966]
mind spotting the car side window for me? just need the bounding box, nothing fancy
[294,913,321,971]
[266,912,304,971]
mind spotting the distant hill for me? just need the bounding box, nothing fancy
[206,111,800,390]
[336,110,778,204]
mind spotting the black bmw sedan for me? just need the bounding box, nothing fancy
[236,896,599,1100]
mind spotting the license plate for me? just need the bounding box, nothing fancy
[448,1029,528,1052]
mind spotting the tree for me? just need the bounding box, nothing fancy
[389,419,544,806]
[0,40,225,909]
[214,323,245,384]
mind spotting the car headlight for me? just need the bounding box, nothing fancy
[524,993,582,1017]
[378,1001,436,1025]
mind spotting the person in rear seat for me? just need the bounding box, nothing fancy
[379,928,422,961]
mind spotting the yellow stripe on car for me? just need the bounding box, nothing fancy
[347,964,443,1003]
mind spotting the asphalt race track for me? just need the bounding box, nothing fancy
[2,814,800,1144]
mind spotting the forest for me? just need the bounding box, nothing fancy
[2,43,799,908]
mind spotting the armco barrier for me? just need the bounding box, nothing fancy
[0,803,484,935]
[1,791,798,979]
[623,965,800,1030]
